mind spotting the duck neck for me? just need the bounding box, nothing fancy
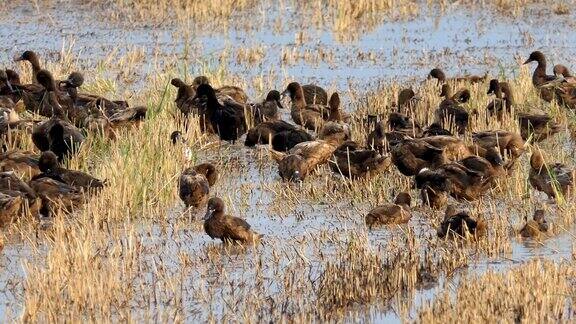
[533,58,548,81]
[292,87,306,110]
[500,84,514,110]
[29,59,42,85]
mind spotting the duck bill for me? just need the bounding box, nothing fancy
[13,55,24,62]
[276,99,285,109]
[522,58,533,65]
[280,89,289,100]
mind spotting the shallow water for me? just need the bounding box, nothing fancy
[1,1,576,322]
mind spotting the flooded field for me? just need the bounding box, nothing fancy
[1,0,576,322]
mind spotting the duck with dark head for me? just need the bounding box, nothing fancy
[203,197,261,244]
[194,83,247,143]
[282,82,330,130]
[251,90,283,124]
[14,50,42,85]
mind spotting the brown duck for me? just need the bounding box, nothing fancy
[327,92,350,123]
[270,128,313,152]
[0,150,40,179]
[472,130,525,159]
[192,75,249,104]
[282,82,330,130]
[193,84,247,142]
[486,79,513,121]
[0,171,40,216]
[416,162,492,202]
[523,51,561,102]
[329,141,391,179]
[14,50,42,85]
[553,64,576,83]
[171,78,198,116]
[179,163,218,209]
[29,176,85,216]
[458,147,507,180]
[529,148,575,199]
[437,206,487,239]
[251,90,283,124]
[203,197,261,244]
[388,112,422,138]
[270,136,340,182]
[244,120,297,147]
[365,192,411,228]
[436,84,470,134]
[32,151,104,192]
[517,112,562,142]
[519,209,549,238]
[0,192,23,227]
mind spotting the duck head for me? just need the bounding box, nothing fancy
[170,131,184,145]
[38,151,60,172]
[485,147,504,166]
[60,72,84,89]
[397,88,419,108]
[553,64,573,78]
[204,197,225,220]
[523,51,545,65]
[487,79,501,96]
[394,192,411,208]
[328,92,340,111]
[5,70,20,85]
[265,90,284,109]
[192,76,210,87]
[14,50,40,66]
[281,82,303,101]
[428,68,446,83]
[193,83,218,106]
[171,78,187,88]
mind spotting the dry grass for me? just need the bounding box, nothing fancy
[417,260,575,322]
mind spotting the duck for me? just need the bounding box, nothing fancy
[14,50,43,85]
[394,88,420,114]
[0,150,40,179]
[486,79,513,121]
[366,121,387,153]
[0,171,41,216]
[244,120,297,147]
[32,151,104,192]
[422,122,452,137]
[388,112,422,138]
[203,197,261,244]
[15,69,65,117]
[416,163,492,202]
[436,84,470,134]
[270,135,340,182]
[301,84,328,105]
[270,128,313,152]
[171,78,198,116]
[458,147,507,180]
[391,138,445,176]
[329,141,391,179]
[193,84,247,142]
[419,185,449,209]
[191,75,249,104]
[472,130,525,159]
[327,92,350,123]
[179,163,218,209]
[428,68,488,84]
[60,72,129,116]
[318,121,350,144]
[437,206,487,239]
[251,90,283,124]
[32,117,85,162]
[523,51,561,102]
[28,176,85,216]
[517,112,562,142]
[553,64,576,83]
[528,148,575,199]
[107,105,147,130]
[519,209,549,238]
[282,82,330,130]
[0,192,24,227]
[365,192,412,228]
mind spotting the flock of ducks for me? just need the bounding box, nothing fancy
[0,50,574,244]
